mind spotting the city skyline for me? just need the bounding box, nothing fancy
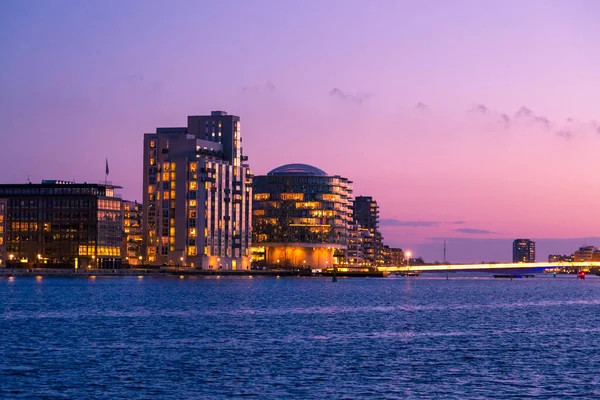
[2,0,600,261]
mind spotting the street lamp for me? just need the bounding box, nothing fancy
[37,254,42,269]
[406,251,412,268]
[180,256,184,268]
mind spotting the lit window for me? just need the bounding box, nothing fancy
[150,140,156,148]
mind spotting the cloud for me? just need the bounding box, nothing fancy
[415,102,428,111]
[515,106,534,118]
[534,115,550,129]
[470,104,489,114]
[380,219,439,227]
[381,219,467,227]
[500,113,510,126]
[454,228,496,234]
[556,129,573,139]
[242,81,276,93]
[329,88,371,104]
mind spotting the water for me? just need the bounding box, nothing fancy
[2,274,600,399]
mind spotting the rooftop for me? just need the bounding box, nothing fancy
[267,163,328,177]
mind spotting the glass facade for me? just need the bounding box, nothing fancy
[252,164,353,268]
[0,183,123,268]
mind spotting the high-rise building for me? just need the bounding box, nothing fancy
[352,196,383,267]
[142,111,252,270]
[123,200,143,265]
[252,163,353,269]
[0,181,123,269]
[512,239,536,263]
[0,199,6,267]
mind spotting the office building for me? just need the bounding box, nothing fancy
[123,200,143,265]
[142,111,252,270]
[512,239,536,263]
[252,163,353,269]
[0,181,123,269]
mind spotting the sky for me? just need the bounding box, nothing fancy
[1,0,600,262]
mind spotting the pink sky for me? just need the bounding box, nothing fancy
[1,0,600,261]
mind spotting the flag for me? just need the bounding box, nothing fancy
[105,158,110,176]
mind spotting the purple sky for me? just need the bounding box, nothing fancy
[2,0,600,262]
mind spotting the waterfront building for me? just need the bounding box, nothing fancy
[142,111,252,270]
[123,200,143,265]
[388,247,405,267]
[548,254,574,263]
[0,199,6,267]
[512,239,536,263]
[352,195,384,267]
[572,246,600,262]
[0,181,123,269]
[252,163,353,269]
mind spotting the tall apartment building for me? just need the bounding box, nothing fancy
[352,196,383,267]
[0,199,6,267]
[0,182,123,269]
[123,200,143,265]
[142,111,252,270]
[512,239,536,263]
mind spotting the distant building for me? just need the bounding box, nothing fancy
[513,239,536,263]
[142,111,253,270]
[123,200,143,265]
[252,163,353,269]
[0,199,6,267]
[548,254,573,263]
[352,196,384,267]
[389,247,404,267]
[0,182,123,269]
[573,246,600,262]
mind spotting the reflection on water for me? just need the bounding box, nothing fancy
[1,275,600,398]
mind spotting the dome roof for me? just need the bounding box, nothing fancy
[267,163,327,176]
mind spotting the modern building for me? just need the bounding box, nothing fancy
[572,246,600,262]
[0,181,123,269]
[352,196,384,267]
[0,199,6,267]
[142,111,252,270]
[123,200,143,265]
[512,239,536,263]
[388,247,405,267]
[252,163,353,269]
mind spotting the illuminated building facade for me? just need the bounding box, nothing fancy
[352,196,384,266]
[142,111,252,270]
[512,239,536,263]
[123,200,143,265]
[0,182,123,268]
[0,199,5,267]
[572,246,600,262]
[252,164,353,269]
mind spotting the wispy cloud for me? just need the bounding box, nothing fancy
[415,101,428,111]
[470,104,489,114]
[329,88,371,104]
[454,228,496,234]
[381,219,467,227]
[242,81,276,93]
[380,219,439,227]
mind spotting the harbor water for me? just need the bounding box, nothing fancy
[2,274,600,398]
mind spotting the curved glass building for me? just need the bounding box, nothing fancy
[252,164,353,269]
